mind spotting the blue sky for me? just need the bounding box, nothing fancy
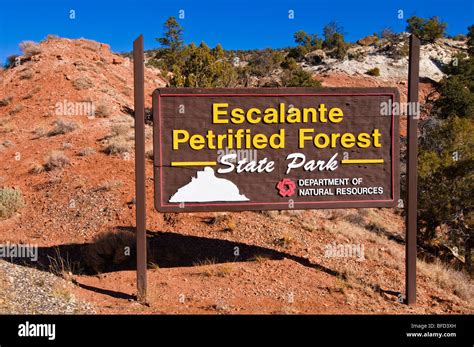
[0,0,473,63]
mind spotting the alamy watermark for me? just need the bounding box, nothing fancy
[380,100,420,119]
[324,242,365,261]
[217,147,258,163]
[0,242,38,262]
[55,99,95,118]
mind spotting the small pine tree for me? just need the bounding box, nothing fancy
[322,22,347,59]
[467,25,474,56]
[157,16,184,51]
[406,16,447,43]
[156,16,184,71]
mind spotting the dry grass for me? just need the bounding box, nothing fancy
[113,114,134,124]
[0,188,25,219]
[47,119,78,136]
[51,285,73,301]
[110,123,130,137]
[0,96,12,107]
[223,216,237,232]
[79,40,101,52]
[103,122,132,155]
[94,103,112,118]
[72,77,93,90]
[344,213,366,227]
[43,151,70,171]
[77,147,95,156]
[93,180,123,192]
[259,210,280,218]
[29,163,45,174]
[48,248,80,281]
[103,138,130,155]
[250,254,271,263]
[193,259,233,277]
[19,40,42,57]
[274,234,295,248]
[32,127,46,139]
[418,260,473,301]
[193,258,217,267]
[214,264,233,277]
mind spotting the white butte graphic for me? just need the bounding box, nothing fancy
[169,167,249,203]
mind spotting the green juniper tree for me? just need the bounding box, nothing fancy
[418,24,473,274]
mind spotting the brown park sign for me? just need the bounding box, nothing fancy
[152,87,400,212]
[134,35,419,304]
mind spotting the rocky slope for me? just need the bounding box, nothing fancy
[305,35,467,82]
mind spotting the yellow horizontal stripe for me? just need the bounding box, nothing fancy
[341,159,384,164]
[171,161,217,166]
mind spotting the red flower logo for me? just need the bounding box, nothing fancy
[276,178,296,197]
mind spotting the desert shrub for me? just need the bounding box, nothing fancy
[435,57,474,119]
[406,16,447,43]
[153,17,237,87]
[94,103,111,118]
[280,58,321,87]
[468,25,474,56]
[19,41,42,57]
[0,188,25,219]
[93,180,123,192]
[419,116,473,234]
[418,26,473,273]
[4,55,20,69]
[47,120,78,136]
[365,67,380,76]
[0,96,12,107]
[146,148,154,160]
[9,105,24,115]
[43,34,59,41]
[322,21,348,59]
[418,260,473,300]
[344,213,366,227]
[29,163,44,174]
[243,48,284,77]
[2,140,13,147]
[84,229,136,273]
[110,123,130,137]
[43,151,70,171]
[19,69,33,80]
[294,30,323,52]
[451,34,466,41]
[78,147,95,156]
[379,28,409,59]
[73,77,93,90]
[174,42,238,87]
[32,127,46,138]
[104,138,130,155]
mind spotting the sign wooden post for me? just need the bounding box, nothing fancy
[133,35,147,302]
[406,34,420,305]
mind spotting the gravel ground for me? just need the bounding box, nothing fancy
[0,259,94,314]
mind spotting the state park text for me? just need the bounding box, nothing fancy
[153,88,399,212]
